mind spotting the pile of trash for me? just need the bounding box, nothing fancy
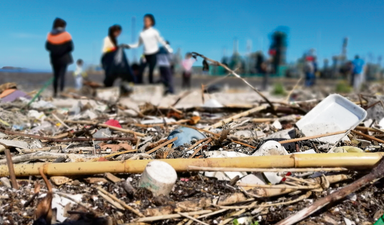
[1,80,384,225]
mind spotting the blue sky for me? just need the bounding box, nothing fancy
[1,0,384,70]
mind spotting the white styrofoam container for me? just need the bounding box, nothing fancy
[296,94,367,144]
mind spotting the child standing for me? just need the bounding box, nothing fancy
[73,59,87,90]
[157,42,174,95]
[181,53,195,89]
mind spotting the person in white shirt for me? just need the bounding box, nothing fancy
[127,14,173,84]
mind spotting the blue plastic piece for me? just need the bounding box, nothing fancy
[168,127,206,147]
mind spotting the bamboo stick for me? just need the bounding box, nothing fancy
[98,190,125,210]
[231,140,257,149]
[177,212,209,225]
[197,209,228,219]
[279,130,347,144]
[277,157,384,225]
[186,138,209,152]
[145,137,177,155]
[0,130,136,142]
[137,210,212,222]
[189,138,212,158]
[355,126,384,134]
[98,149,138,160]
[5,149,18,189]
[64,120,145,137]
[237,183,319,190]
[192,52,274,110]
[188,166,348,172]
[351,130,384,144]
[251,118,278,123]
[52,113,70,129]
[251,174,350,198]
[204,105,267,130]
[0,153,381,177]
[96,187,144,217]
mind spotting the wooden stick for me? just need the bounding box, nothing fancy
[145,137,178,155]
[137,210,212,222]
[251,118,278,123]
[351,130,384,144]
[187,166,348,172]
[197,209,228,219]
[177,212,209,225]
[95,149,138,161]
[278,130,347,144]
[181,125,220,137]
[64,120,145,137]
[52,113,70,129]
[56,192,95,213]
[220,191,311,209]
[189,138,212,158]
[187,138,209,152]
[276,157,384,225]
[285,176,316,185]
[97,190,125,210]
[355,126,384,134]
[0,152,104,165]
[0,129,136,142]
[133,120,190,128]
[96,186,144,217]
[285,77,303,103]
[237,183,319,190]
[192,52,275,111]
[4,149,18,189]
[231,140,256,149]
[204,105,267,130]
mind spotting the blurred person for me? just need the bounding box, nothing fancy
[136,54,146,84]
[46,18,74,97]
[127,14,173,84]
[101,25,134,87]
[340,61,353,82]
[181,52,195,89]
[157,41,174,95]
[313,56,319,82]
[261,58,272,91]
[255,52,268,91]
[73,59,87,90]
[304,56,315,87]
[352,55,365,90]
[131,62,141,84]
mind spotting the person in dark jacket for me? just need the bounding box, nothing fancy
[101,25,134,87]
[46,18,74,97]
[157,41,174,95]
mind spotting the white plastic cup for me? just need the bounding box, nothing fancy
[138,161,177,196]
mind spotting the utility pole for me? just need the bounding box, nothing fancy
[341,37,348,63]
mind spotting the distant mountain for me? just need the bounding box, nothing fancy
[1,66,27,70]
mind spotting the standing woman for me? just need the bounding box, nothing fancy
[128,14,173,84]
[46,18,74,97]
[101,25,134,87]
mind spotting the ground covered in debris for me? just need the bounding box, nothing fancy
[1,66,384,224]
